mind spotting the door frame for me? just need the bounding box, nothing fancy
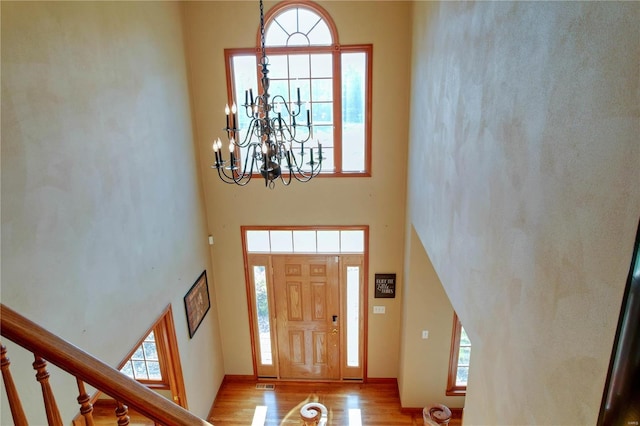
[241,225,369,381]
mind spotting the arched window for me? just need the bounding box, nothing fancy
[225,1,372,176]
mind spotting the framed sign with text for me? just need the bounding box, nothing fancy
[375,273,396,298]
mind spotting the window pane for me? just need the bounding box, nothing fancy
[288,33,310,47]
[310,54,332,78]
[270,80,290,105]
[268,55,288,79]
[340,230,364,253]
[313,102,333,125]
[293,230,316,252]
[308,21,332,45]
[341,52,366,172]
[456,366,469,386]
[346,266,360,367]
[253,266,273,365]
[132,347,144,360]
[132,361,148,380]
[460,327,471,346]
[247,231,270,252]
[297,9,321,36]
[142,341,158,361]
[270,230,293,252]
[458,346,471,366]
[289,54,310,79]
[146,361,162,380]
[312,79,333,102]
[120,362,134,379]
[265,23,289,46]
[317,231,340,252]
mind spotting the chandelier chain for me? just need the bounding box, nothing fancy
[260,0,266,60]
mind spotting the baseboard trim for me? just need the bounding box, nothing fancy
[223,374,256,383]
[365,377,398,385]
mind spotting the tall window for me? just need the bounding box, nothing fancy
[226,2,372,176]
[447,312,471,395]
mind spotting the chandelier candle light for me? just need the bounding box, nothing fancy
[212,0,323,188]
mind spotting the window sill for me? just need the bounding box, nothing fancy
[445,389,467,397]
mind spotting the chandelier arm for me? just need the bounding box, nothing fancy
[290,163,322,182]
[235,119,260,148]
[216,164,248,185]
[215,145,259,186]
[235,146,261,184]
[276,151,293,186]
[285,147,323,182]
[279,169,293,186]
[270,95,302,118]
[272,118,313,146]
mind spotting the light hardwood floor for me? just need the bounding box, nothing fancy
[208,377,462,426]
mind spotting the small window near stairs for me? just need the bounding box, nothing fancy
[120,329,168,387]
[446,312,471,396]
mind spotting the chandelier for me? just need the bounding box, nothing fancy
[211,0,323,188]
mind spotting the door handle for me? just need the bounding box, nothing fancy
[331,328,338,334]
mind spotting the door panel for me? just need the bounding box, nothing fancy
[274,255,340,380]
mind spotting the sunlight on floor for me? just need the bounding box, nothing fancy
[348,408,362,426]
[252,405,267,426]
[250,403,361,425]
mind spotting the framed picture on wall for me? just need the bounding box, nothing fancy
[184,270,210,338]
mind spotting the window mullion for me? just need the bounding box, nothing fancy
[332,49,343,173]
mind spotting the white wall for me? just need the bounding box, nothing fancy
[1,2,224,422]
[408,2,639,424]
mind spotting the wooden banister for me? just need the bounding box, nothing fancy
[0,304,212,426]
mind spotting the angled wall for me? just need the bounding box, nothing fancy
[408,2,640,424]
[398,225,465,409]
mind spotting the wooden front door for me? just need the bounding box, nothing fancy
[273,255,340,380]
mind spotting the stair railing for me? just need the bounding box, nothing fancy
[0,303,213,426]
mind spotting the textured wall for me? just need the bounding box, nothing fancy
[408,2,639,424]
[1,2,223,421]
[183,1,412,378]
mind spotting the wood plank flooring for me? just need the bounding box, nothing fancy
[208,377,462,426]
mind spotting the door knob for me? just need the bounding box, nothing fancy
[331,328,338,334]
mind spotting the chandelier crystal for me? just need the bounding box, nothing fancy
[211,0,323,188]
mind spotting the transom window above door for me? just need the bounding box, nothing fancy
[225,1,373,176]
[245,228,365,253]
